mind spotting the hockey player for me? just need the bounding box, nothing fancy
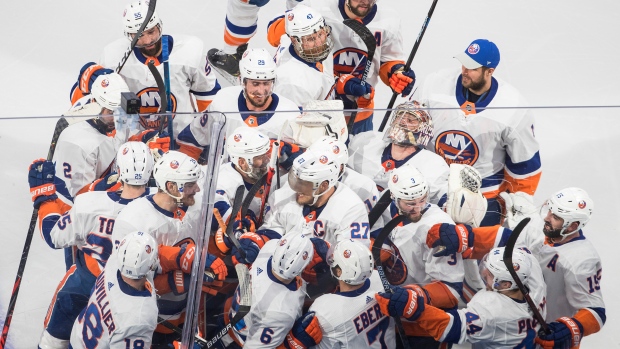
[224,234,324,348]
[307,238,395,348]
[375,163,466,346]
[29,142,153,349]
[69,231,159,349]
[348,101,449,206]
[231,146,369,264]
[73,0,221,136]
[110,150,228,346]
[213,126,271,248]
[272,4,337,106]
[267,0,416,132]
[177,48,300,166]
[375,246,547,348]
[417,38,542,225]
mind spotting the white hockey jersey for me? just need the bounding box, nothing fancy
[259,183,370,247]
[274,37,336,106]
[46,191,150,276]
[417,68,542,197]
[52,120,119,205]
[438,251,546,348]
[229,239,307,348]
[176,86,299,150]
[69,257,158,349]
[341,168,380,213]
[100,34,220,136]
[388,204,464,291]
[296,0,405,89]
[214,163,264,226]
[348,131,449,204]
[309,272,396,349]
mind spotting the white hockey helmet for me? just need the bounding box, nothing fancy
[272,234,314,280]
[91,73,130,111]
[328,239,374,285]
[117,231,159,279]
[383,101,434,147]
[388,163,429,201]
[285,4,334,63]
[480,247,531,292]
[116,141,155,186]
[289,148,340,205]
[307,136,349,179]
[123,0,163,42]
[227,126,271,179]
[239,48,277,82]
[153,151,203,200]
[288,100,348,148]
[541,187,594,239]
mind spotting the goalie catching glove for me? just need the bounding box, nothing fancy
[444,163,488,227]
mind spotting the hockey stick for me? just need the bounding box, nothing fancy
[378,0,439,132]
[205,263,252,348]
[371,215,410,349]
[343,19,377,134]
[258,140,280,226]
[157,317,209,347]
[147,61,169,136]
[162,36,175,150]
[502,217,550,335]
[225,185,247,259]
[116,0,157,74]
[240,173,268,221]
[368,189,392,229]
[0,117,69,349]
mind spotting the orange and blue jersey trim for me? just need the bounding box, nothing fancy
[224,15,257,46]
[267,15,285,47]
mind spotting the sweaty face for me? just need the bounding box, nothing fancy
[347,0,374,17]
[180,181,200,206]
[396,194,428,222]
[244,79,274,109]
[133,26,162,56]
[461,66,490,92]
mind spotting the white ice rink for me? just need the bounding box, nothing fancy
[1,0,618,347]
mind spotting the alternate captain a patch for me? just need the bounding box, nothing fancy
[434,130,479,166]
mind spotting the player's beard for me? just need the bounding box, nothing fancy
[296,193,314,206]
[181,193,196,207]
[247,92,271,109]
[140,38,162,57]
[347,0,372,17]
[542,221,563,240]
[462,74,488,92]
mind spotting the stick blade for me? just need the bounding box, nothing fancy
[343,19,377,56]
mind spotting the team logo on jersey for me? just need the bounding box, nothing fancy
[145,245,152,254]
[392,174,398,183]
[578,200,587,209]
[279,239,288,246]
[233,134,242,142]
[170,160,179,169]
[513,262,520,271]
[302,251,309,260]
[382,160,395,171]
[319,155,328,164]
[468,43,480,55]
[287,12,294,21]
[343,249,352,258]
[136,87,178,115]
[244,116,257,126]
[333,48,368,78]
[332,145,340,154]
[435,130,479,166]
[122,146,129,155]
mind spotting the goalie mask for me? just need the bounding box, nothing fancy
[383,101,433,147]
[227,127,271,180]
[541,187,593,242]
[328,239,374,285]
[285,4,334,63]
[287,100,348,148]
[479,247,531,293]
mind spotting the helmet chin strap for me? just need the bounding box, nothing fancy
[163,182,184,205]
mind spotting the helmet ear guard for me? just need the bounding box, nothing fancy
[328,239,374,285]
[117,231,159,279]
[153,151,203,201]
[272,234,314,280]
[227,127,271,179]
[480,247,531,292]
